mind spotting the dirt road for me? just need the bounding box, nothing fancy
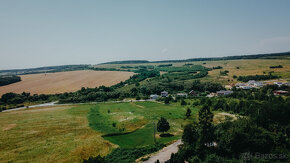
[144,139,182,163]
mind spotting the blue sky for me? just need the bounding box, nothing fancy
[1,0,290,69]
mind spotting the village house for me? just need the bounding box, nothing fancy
[247,80,256,86]
[253,82,264,87]
[274,90,288,96]
[161,91,169,97]
[240,86,253,90]
[207,93,217,98]
[177,93,188,98]
[235,83,246,88]
[274,82,283,87]
[216,90,234,96]
[189,90,197,96]
[150,94,159,100]
[284,82,290,86]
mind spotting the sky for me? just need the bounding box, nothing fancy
[1,0,290,70]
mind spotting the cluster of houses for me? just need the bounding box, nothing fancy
[149,80,289,100]
[235,80,290,90]
[150,91,190,100]
[235,80,264,89]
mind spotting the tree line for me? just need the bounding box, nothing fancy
[0,75,21,86]
[237,74,279,82]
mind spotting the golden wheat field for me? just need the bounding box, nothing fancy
[0,70,134,96]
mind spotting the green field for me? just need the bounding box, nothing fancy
[0,101,201,162]
[87,102,198,148]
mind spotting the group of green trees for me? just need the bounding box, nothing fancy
[237,74,279,82]
[219,70,229,76]
[212,66,223,69]
[0,92,51,111]
[270,65,283,68]
[166,86,290,162]
[0,75,21,86]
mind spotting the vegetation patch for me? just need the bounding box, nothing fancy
[0,75,21,86]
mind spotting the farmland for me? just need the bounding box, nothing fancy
[0,70,134,96]
[95,59,290,84]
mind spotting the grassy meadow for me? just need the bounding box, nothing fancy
[0,101,199,162]
[0,105,115,163]
[0,99,239,162]
[88,102,198,148]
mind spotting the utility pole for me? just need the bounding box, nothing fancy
[153,122,156,144]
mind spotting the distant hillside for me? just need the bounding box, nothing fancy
[100,60,150,64]
[0,65,90,76]
[100,51,290,65]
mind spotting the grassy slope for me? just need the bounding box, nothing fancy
[0,105,115,163]
[87,102,198,148]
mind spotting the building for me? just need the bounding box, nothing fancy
[150,94,159,100]
[253,82,264,87]
[274,90,288,96]
[274,82,283,87]
[161,91,169,97]
[207,93,217,98]
[216,90,234,96]
[225,85,233,90]
[240,86,252,90]
[284,82,290,86]
[177,93,188,98]
[247,80,257,86]
[189,90,197,96]
[235,83,246,88]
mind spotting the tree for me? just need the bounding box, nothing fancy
[181,99,187,106]
[164,98,170,104]
[182,122,199,145]
[185,108,192,118]
[197,105,215,158]
[157,117,170,133]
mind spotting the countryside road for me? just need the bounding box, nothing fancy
[144,139,182,163]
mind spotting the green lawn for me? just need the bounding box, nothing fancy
[87,101,196,148]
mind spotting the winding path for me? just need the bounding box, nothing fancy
[143,139,182,163]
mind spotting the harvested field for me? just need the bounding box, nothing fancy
[0,70,134,96]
